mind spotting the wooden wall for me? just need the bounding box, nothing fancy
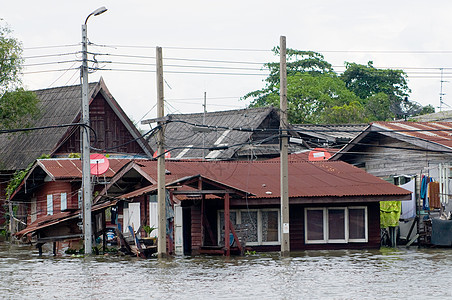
[341,135,452,178]
[56,94,145,155]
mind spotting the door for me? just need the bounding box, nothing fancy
[174,204,184,255]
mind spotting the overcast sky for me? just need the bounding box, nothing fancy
[3,1,452,128]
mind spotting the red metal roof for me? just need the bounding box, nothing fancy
[373,121,452,148]
[38,157,131,179]
[131,159,410,199]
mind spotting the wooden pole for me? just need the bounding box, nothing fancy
[280,36,290,256]
[156,46,167,258]
[224,193,230,256]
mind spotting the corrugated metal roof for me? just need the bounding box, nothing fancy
[0,79,151,171]
[130,159,410,199]
[150,107,283,159]
[38,158,131,179]
[0,83,97,171]
[292,124,368,144]
[373,121,452,149]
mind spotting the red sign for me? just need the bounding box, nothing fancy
[90,153,110,175]
[153,150,171,159]
[308,148,331,161]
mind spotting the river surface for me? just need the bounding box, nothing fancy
[0,243,451,299]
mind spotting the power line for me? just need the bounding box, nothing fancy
[23,44,80,50]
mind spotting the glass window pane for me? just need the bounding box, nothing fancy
[328,209,345,240]
[241,211,258,243]
[219,211,237,243]
[349,208,365,240]
[306,210,324,241]
[262,211,279,242]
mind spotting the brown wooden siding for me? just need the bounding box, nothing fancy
[191,205,202,251]
[289,202,380,251]
[55,94,145,155]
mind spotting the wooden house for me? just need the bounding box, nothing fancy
[330,121,452,179]
[330,121,452,244]
[0,78,153,229]
[110,159,410,255]
[10,158,140,254]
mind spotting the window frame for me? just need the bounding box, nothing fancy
[217,208,280,246]
[61,192,67,211]
[304,206,368,244]
[348,206,368,243]
[46,194,53,216]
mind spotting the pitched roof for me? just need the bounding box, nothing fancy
[121,159,411,200]
[9,158,131,200]
[409,110,452,122]
[331,121,452,160]
[148,106,292,159]
[0,79,151,171]
[292,124,368,147]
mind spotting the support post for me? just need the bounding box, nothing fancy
[279,36,290,256]
[156,46,167,258]
[224,193,230,256]
[81,23,92,255]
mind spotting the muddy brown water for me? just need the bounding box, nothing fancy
[0,243,451,299]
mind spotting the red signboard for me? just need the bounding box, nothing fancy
[308,148,331,161]
[90,153,110,175]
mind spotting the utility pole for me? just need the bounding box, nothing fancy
[156,46,167,258]
[203,92,207,159]
[81,20,92,255]
[81,6,108,255]
[279,36,290,256]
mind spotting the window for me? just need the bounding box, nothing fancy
[218,209,280,246]
[61,193,67,211]
[47,194,53,215]
[305,207,367,244]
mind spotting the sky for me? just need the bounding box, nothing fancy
[3,0,452,129]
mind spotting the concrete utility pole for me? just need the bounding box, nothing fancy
[156,46,167,258]
[279,36,290,256]
[81,6,107,255]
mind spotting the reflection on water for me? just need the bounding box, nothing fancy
[0,243,451,299]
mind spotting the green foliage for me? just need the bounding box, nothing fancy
[6,153,49,200]
[340,61,410,101]
[143,225,156,236]
[0,21,39,129]
[323,101,368,124]
[68,153,81,158]
[365,93,394,121]
[244,49,435,123]
[0,22,22,93]
[419,104,435,115]
[6,168,28,200]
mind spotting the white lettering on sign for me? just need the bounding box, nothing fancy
[90,159,105,164]
[313,152,325,158]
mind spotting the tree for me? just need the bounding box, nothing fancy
[340,61,410,101]
[0,21,38,129]
[244,49,359,124]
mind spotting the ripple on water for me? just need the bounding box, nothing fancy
[1,243,452,299]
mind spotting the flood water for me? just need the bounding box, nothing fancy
[0,243,451,299]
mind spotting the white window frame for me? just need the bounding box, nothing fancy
[61,192,67,211]
[304,206,368,244]
[47,194,53,215]
[31,197,37,223]
[304,208,326,244]
[217,209,280,246]
[348,206,368,243]
[327,207,347,244]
